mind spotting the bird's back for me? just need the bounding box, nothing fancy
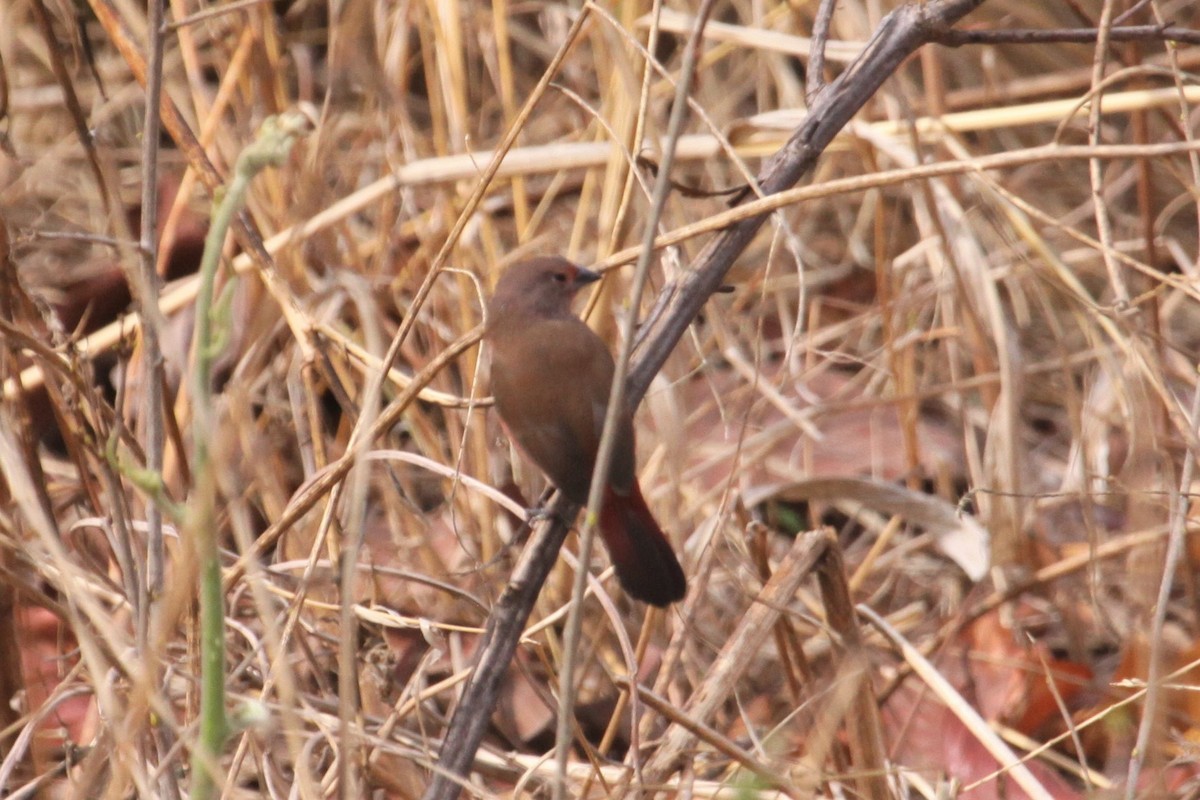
[488,314,636,502]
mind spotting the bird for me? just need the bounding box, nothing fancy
[485,256,687,606]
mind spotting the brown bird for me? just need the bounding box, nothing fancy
[486,257,686,606]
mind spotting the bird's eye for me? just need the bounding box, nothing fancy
[552,272,568,283]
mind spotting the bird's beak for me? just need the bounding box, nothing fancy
[575,267,602,285]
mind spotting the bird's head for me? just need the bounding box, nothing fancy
[488,256,602,323]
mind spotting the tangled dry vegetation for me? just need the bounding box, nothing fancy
[2,0,1200,797]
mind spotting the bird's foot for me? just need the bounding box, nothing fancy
[524,505,559,525]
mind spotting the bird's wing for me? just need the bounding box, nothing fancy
[575,329,637,495]
[490,319,599,501]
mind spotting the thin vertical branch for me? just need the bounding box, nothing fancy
[1126,383,1200,796]
[135,1,179,793]
[136,0,166,675]
[1087,0,1130,309]
[553,2,715,797]
[807,0,838,105]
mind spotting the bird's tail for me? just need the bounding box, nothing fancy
[598,484,686,606]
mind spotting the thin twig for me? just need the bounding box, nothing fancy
[934,23,1200,47]
[807,0,838,105]
[1126,381,1200,797]
[553,3,715,798]
[1087,0,1131,311]
[31,0,110,211]
[135,0,175,794]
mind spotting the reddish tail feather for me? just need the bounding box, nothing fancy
[598,484,686,606]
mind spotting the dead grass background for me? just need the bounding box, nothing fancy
[1,0,1199,797]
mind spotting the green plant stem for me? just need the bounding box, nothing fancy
[188,111,309,800]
